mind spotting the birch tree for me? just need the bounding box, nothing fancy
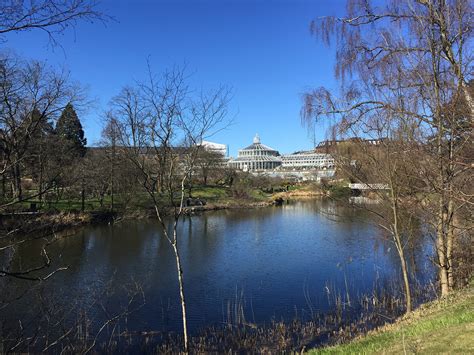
[303,0,473,296]
[110,66,230,352]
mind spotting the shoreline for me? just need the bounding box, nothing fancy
[2,190,326,239]
[308,284,473,354]
[183,190,326,214]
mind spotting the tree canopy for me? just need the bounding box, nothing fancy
[56,103,87,159]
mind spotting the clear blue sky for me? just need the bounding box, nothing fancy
[6,0,344,156]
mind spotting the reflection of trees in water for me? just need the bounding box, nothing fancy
[296,199,435,305]
[218,205,281,225]
[177,214,225,273]
[0,201,435,351]
[1,271,145,353]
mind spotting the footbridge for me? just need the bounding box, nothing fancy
[348,183,389,190]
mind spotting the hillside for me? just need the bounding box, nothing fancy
[310,285,474,354]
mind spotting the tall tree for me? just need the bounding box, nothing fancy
[328,119,421,313]
[100,113,121,212]
[0,56,83,205]
[195,148,225,186]
[303,0,473,297]
[55,103,87,210]
[111,65,231,352]
[56,103,87,160]
[24,109,55,202]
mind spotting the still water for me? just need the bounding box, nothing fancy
[3,200,433,335]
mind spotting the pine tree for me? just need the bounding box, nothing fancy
[56,103,87,159]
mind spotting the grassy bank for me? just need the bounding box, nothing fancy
[2,184,323,236]
[13,183,323,214]
[309,285,474,354]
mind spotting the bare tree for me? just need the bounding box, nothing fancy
[0,0,107,45]
[110,65,231,352]
[0,55,88,323]
[100,113,121,212]
[0,54,84,208]
[195,149,225,186]
[303,0,473,297]
[327,115,423,313]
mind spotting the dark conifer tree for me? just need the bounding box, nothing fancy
[56,103,87,159]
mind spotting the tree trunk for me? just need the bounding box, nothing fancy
[435,106,450,296]
[436,214,450,297]
[38,158,44,203]
[110,173,114,213]
[390,186,412,313]
[437,186,450,296]
[12,163,22,201]
[2,173,6,199]
[81,180,85,212]
[397,243,412,313]
[446,220,454,290]
[461,82,473,124]
[446,198,456,290]
[110,143,115,213]
[171,238,189,353]
[99,192,104,208]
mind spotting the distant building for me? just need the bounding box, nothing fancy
[227,134,281,171]
[198,140,227,156]
[315,137,387,153]
[281,151,335,170]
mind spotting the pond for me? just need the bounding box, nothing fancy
[1,199,434,340]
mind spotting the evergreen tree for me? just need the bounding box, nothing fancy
[56,103,87,159]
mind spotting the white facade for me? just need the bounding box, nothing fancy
[199,140,227,156]
[228,134,281,171]
[281,152,335,170]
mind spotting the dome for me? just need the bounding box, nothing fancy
[241,133,279,153]
[228,134,282,171]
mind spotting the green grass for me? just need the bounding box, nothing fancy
[249,189,272,201]
[309,286,474,354]
[16,186,235,212]
[16,193,135,212]
[191,186,229,201]
[192,185,273,203]
[13,182,317,213]
[18,198,107,212]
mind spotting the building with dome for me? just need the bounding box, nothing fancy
[228,134,282,171]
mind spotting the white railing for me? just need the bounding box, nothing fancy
[348,183,389,190]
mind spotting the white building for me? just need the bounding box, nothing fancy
[228,134,281,171]
[199,140,227,156]
[281,152,335,170]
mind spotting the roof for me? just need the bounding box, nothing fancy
[240,134,278,152]
[241,142,278,151]
[199,140,226,150]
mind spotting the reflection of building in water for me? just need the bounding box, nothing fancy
[281,151,335,170]
[227,134,282,171]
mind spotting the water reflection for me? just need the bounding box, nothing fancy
[2,199,433,335]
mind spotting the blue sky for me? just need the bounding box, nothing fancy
[6,0,344,156]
